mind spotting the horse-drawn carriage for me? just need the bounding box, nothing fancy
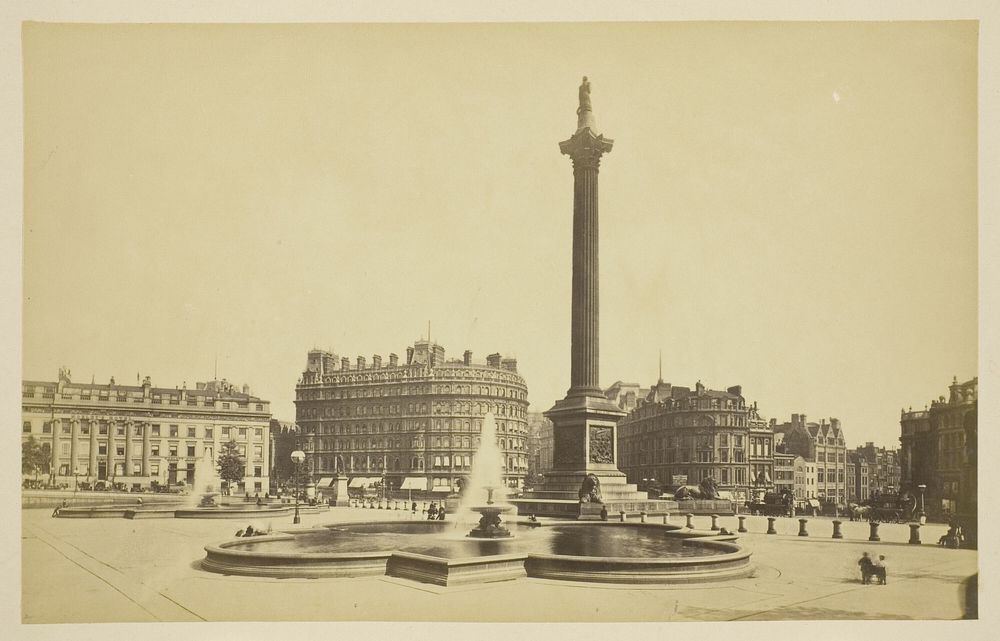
[852,491,917,523]
[747,491,794,517]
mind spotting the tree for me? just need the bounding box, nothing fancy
[216,439,245,493]
[22,437,49,480]
[522,473,545,491]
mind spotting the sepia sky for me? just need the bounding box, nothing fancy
[22,21,977,447]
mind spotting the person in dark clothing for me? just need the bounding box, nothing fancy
[243,524,255,537]
[437,508,446,521]
[858,552,874,584]
[873,555,887,584]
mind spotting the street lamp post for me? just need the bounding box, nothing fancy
[73,467,80,498]
[291,450,305,524]
[917,483,927,524]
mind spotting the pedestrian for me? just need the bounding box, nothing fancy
[873,555,888,584]
[411,501,417,513]
[858,552,874,584]
[244,524,255,537]
[437,507,446,521]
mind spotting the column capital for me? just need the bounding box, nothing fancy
[559,128,614,167]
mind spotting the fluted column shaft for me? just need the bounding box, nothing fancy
[570,158,602,394]
[142,422,151,477]
[51,419,60,477]
[70,419,79,474]
[125,420,134,476]
[88,420,98,478]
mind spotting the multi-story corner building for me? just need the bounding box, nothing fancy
[853,442,901,496]
[294,340,530,494]
[22,368,272,493]
[900,376,977,518]
[527,411,554,477]
[792,456,815,499]
[773,451,796,497]
[772,413,848,506]
[616,379,766,502]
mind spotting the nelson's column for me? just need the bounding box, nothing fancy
[514,78,664,519]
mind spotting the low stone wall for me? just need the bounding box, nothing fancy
[203,535,392,579]
[22,490,185,510]
[387,551,528,587]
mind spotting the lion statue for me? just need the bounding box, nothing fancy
[674,477,720,501]
[578,474,603,504]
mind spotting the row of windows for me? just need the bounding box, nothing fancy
[621,433,747,451]
[54,462,267,477]
[297,381,527,402]
[299,418,527,437]
[310,454,528,473]
[23,421,263,441]
[23,388,265,412]
[298,400,527,420]
[52,440,266,459]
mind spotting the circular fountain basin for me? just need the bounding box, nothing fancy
[202,520,752,586]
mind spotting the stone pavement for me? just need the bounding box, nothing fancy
[20,507,977,623]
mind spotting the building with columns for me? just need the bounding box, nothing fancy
[22,368,272,493]
[899,376,977,520]
[295,340,530,494]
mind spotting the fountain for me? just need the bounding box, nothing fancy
[190,451,221,509]
[467,486,514,539]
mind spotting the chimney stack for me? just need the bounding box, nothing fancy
[406,346,414,365]
[373,354,382,369]
[463,350,473,366]
[356,356,366,370]
[389,353,398,367]
[487,353,501,368]
[341,357,350,371]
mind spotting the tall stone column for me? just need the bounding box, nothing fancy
[106,419,116,480]
[88,420,98,479]
[142,422,151,477]
[532,78,644,516]
[124,420,134,477]
[70,419,79,476]
[50,419,61,480]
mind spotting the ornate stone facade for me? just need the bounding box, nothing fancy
[900,376,977,519]
[616,379,763,502]
[295,340,529,492]
[21,369,272,492]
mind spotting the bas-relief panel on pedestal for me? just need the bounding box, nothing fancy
[589,426,614,464]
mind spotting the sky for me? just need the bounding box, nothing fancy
[21,21,977,448]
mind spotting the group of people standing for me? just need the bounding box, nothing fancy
[858,552,888,584]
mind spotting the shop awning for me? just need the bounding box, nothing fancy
[431,486,452,492]
[348,477,372,488]
[316,477,334,488]
[399,477,426,491]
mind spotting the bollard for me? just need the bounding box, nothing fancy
[685,513,695,529]
[832,520,843,539]
[767,516,777,534]
[869,521,881,542]
[710,514,720,531]
[619,510,627,523]
[798,518,809,537]
[908,522,921,545]
[737,515,747,533]
[640,511,647,523]
[663,513,670,525]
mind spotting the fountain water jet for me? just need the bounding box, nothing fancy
[458,413,517,538]
[190,450,222,509]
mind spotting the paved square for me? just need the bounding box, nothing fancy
[21,507,976,623]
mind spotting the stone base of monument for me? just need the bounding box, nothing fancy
[512,467,677,519]
[673,500,738,516]
[511,498,678,520]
